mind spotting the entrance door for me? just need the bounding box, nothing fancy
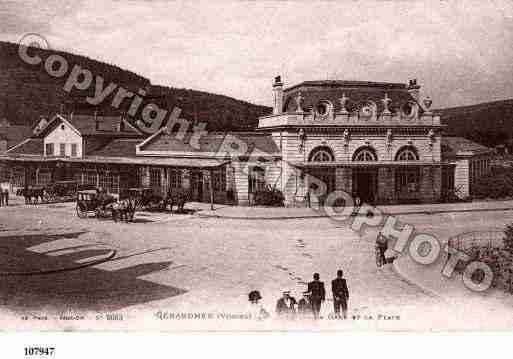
[307,168,336,202]
[354,168,377,204]
[190,170,203,202]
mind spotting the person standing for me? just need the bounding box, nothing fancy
[3,189,8,206]
[331,269,350,319]
[276,291,297,320]
[0,189,4,207]
[376,232,388,268]
[297,291,313,319]
[248,290,269,321]
[307,273,325,320]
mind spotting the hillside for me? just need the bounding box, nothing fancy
[0,41,271,131]
[436,99,513,147]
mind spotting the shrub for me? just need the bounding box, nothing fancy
[253,186,285,207]
[504,223,513,254]
[472,166,513,199]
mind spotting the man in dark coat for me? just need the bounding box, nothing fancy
[3,189,8,206]
[307,273,325,319]
[331,269,350,319]
[276,291,297,319]
[376,232,388,267]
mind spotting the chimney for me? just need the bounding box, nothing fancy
[407,79,420,102]
[272,75,284,115]
[117,115,125,132]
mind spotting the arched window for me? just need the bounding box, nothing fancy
[316,100,332,117]
[395,146,419,161]
[352,146,377,161]
[308,146,335,162]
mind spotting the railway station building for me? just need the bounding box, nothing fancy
[0,77,493,206]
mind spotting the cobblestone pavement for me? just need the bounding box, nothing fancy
[0,197,510,330]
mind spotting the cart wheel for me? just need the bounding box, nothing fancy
[76,203,87,218]
[128,208,135,222]
[375,247,383,268]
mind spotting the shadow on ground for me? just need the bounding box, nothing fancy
[0,232,187,313]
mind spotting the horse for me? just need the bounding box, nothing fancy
[111,198,136,222]
[20,187,45,204]
[164,188,190,213]
[94,192,117,218]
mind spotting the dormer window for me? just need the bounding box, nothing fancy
[316,100,332,118]
[401,102,416,119]
[358,101,377,120]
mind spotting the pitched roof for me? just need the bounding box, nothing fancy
[37,114,144,138]
[442,136,493,158]
[88,138,140,157]
[6,138,44,155]
[139,131,280,155]
[0,125,33,149]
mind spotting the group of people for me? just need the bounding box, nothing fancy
[0,188,9,207]
[248,270,350,321]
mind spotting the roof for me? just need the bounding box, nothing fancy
[89,138,141,157]
[282,80,419,114]
[0,125,34,149]
[5,138,43,155]
[0,154,228,168]
[37,114,144,138]
[75,156,229,168]
[285,80,407,92]
[139,130,280,155]
[441,137,493,158]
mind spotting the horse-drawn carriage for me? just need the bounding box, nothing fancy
[127,187,161,210]
[17,185,46,204]
[76,189,136,222]
[44,180,78,203]
[127,187,189,213]
[17,180,79,204]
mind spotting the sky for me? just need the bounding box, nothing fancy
[1,0,513,108]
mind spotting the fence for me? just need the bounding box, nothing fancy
[447,229,513,293]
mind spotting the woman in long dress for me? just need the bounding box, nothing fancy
[247,290,269,321]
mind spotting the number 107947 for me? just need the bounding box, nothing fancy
[24,347,55,356]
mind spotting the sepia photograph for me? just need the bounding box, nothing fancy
[0,0,512,344]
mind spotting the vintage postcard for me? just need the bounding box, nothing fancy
[0,0,512,335]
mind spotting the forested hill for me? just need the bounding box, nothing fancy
[436,99,513,147]
[0,41,271,131]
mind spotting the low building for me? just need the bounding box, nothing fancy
[0,77,494,206]
[441,136,494,198]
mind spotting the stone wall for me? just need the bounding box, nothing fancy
[230,159,284,206]
[454,159,470,198]
[277,130,441,164]
[335,167,352,193]
[419,166,442,202]
[377,167,395,203]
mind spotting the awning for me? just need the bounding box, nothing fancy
[75,156,230,168]
[0,155,230,168]
[292,160,455,168]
